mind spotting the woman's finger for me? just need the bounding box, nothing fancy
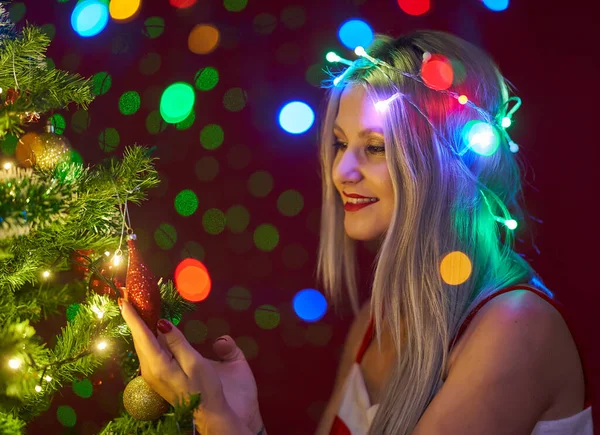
[120,298,162,358]
[157,319,205,375]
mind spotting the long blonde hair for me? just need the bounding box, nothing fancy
[317,30,547,434]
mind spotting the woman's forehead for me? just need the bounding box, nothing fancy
[335,86,383,132]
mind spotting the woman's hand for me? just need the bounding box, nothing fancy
[119,297,264,434]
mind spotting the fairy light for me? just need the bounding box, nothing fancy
[91,305,104,319]
[97,340,108,351]
[112,252,122,267]
[104,251,111,257]
[3,162,12,170]
[8,358,21,369]
[501,116,511,128]
[458,95,469,105]
[42,270,51,279]
[44,375,52,382]
[375,92,402,112]
[326,51,352,66]
[505,219,518,230]
[35,385,42,393]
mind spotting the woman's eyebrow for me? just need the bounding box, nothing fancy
[333,124,384,137]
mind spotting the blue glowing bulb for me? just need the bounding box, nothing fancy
[278,101,315,134]
[338,19,374,50]
[462,120,500,156]
[71,0,109,37]
[293,289,328,322]
[482,0,510,11]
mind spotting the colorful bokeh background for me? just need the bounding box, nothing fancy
[5,0,597,433]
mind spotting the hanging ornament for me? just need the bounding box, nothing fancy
[15,120,71,169]
[22,111,40,123]
[122,375,169,421]
[122,233,168,420]
[124,234,161,336]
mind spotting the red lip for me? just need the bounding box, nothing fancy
[343,191,377,199]
[344,201,377,212]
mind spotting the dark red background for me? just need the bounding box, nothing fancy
[17,0,598,433]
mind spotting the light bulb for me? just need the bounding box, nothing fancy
[113,254,122,266]
[8,358,21,369]
[501,117,512,128]
[3,162,12,170]
[458,95,469,105]
[104,251,111,257]
[326,52,339,62]
[505,219,518,230]
[35,385,42,393]
[42,270,51,278]
[354,46,366,57]
[97,341,108,351]
[44,375,52,382]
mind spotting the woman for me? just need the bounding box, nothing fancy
[120,31,593,434]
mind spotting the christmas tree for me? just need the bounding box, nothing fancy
[0,5,200,434]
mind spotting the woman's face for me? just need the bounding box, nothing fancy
[332,86,395,241]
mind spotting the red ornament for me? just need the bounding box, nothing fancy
[4,88,20,105]
[125,235,161,336]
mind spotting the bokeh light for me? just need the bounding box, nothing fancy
[247,170,273,197]
[109,0,141,21]
[306,323,333,346]
[483,0,509,11]
[160,82,195,124]
[195,67,219,91]
[181,241,205,261]
[71,0,109,38]
[139,52,161,75]
[224,0,248,12]
[253,13,277,35]
[254,305,280,330]
[293,289,328,322]
[338,19,374,50]
[91,71,112,95]
[98,127,120,152]
[8,2,26,23]
[253,224,279,252]
[118,90,140,115]
[277,190,304,217]
[227,144,252,169]
[72,378,93,398]
[174,189,199,216]
[170,0,198,8]
[175,258,211,302]
[56,405,77,427]
[440,251,472,285]
[421,54,454,91]
[184,319,207,343]
[278,101,314,134]
[202,208,227,235]
[226,286,252,311]
[143,16,165,39]
[200,124,225,149]
[72,110,90,133]
[461,120,500,156]
[281,6,306,29]
[397,0,430,16]
[188,24,220,54]
[146,110,167,134]
[154,223,178,250]
[226,205,250,233]
[223,87,247,112]
[0,133,18,155]
[195,156,220,181]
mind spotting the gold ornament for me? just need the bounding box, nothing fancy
[123,376,169,421]
[15,120,71,169]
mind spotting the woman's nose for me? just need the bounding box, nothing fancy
[334,150,362,184]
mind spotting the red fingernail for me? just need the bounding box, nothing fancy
[118,298,123,311]
[157,319,172,333]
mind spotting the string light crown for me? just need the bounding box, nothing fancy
[325,43,523,232]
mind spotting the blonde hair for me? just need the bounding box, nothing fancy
[317,30,546,434]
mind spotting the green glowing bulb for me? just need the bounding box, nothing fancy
[326,52,339,62]
[501,117,512,128]
[505,219,518,230]
[160,82,195,124]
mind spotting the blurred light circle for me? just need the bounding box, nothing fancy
[293,289,328,322]
[440,251,472,285]
[170,0,198,8]
[338,19,374,50]
[397,0,430,16]
[483,0,509,11]
[421,54,454,91]
[175,258,211,302]
[278,101,314,134]
[188,24,220,54]
[160,82,195,124]
[71,0,109,37]
[109,0,141,21]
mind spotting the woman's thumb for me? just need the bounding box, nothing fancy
[213,335,246,362]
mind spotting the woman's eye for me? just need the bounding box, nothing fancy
[367,145,386,155]
[333,141,347,151]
